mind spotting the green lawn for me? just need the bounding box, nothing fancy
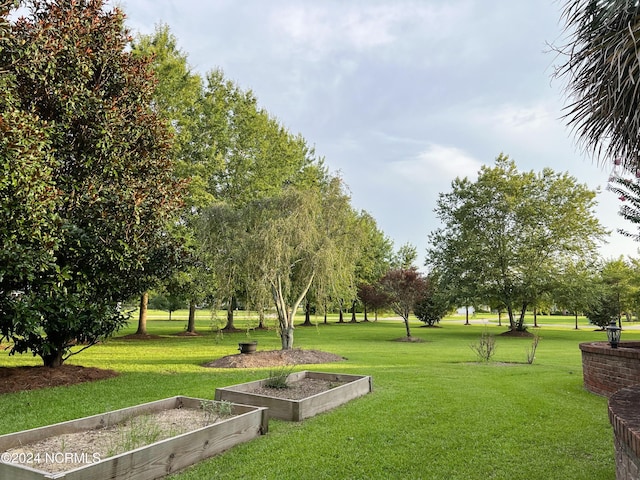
[0,311,628,479]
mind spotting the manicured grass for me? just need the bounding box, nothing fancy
[0,312,629,479]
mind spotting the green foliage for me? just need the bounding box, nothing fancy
[107,414,164,458]
[199,176,361,349]
[391,242,418,269]
[413,273,451,326]
[264,366,294,389]
[148,291,186,318]
[608,176,640,241]
[585,291,620,329]
[427,155,607,332]
[0,0,185,366]
[200,400,233,424]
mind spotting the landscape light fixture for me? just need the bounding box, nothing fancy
[606,320,621,349]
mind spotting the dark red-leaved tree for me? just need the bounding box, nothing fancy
[378,268,427,338]
[357,283,388,322]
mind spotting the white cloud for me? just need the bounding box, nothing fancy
[269,2,471,60]
[391,144,482,185]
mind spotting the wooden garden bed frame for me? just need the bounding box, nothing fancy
[0,396,268,480]
[214,371,373,421]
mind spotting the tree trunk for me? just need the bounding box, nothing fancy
[136,291,148,335]
[350,300,357,323]
[465,306,470,325]
[186,300,196,333]
[223,296,236,331]
[281,324,294,349]
[258,310,266,329]
[403,315,412,338]
[507,304,516,330]
[42,349,64,368]
[516,303,528,331]
[272,273,314,350]
[363,305,369,322]
[498,310,502,327]
[574,311,579,330]
[338,300,344,323]
[301,299,313,326]
[533,307,538,328]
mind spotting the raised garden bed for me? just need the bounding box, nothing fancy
[0,396,267,480]
[214,370,373,421]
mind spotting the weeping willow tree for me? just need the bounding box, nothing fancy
[555,1,640,171]
[199,175,361,349]
[246,178,361,349]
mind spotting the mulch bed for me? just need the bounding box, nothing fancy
[499,330,534,337]
[202,349,345,368]
[0,365,119,395]
[0,349,344,395]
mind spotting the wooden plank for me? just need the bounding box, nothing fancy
[298,376,371,420]
[215,389,295,421]
[61,408,265,480]
[0,397,180,451]
[215,371,373,422]
[0,461,52,480]
[0,397,267,480]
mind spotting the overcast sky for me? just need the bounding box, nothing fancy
[117,0,640,264]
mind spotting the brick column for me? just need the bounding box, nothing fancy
[580,342,640,397]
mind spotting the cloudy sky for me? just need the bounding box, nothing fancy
[118,0,640,264]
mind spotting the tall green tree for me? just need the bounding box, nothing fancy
[200,174,358,349]
[193,69,322,330]
[414,272,451,327]
[353,211,393,322]
[131,25,215,335]
[0,0,184,366]
[601,257,635,325]
[427,155,607,332]
[553,260,600,329]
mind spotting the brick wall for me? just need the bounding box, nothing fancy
[579,342,640,397]
[609,385,640,480]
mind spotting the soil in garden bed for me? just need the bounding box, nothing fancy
[4,405,232,474]
[203,349,345,369]
[249,378,347,400]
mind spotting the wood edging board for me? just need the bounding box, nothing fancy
[214,371,373,421]
[0,396,268,480]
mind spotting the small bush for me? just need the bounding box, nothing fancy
[264,367,294,389]
[470,331,496,362]
[526,334,541,364]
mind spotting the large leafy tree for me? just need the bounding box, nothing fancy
[353,212,393,322]
[195,69,321,330]
[555,1,640,170]
[427,155,607,331]
[414,272,451,327]
[0,0,184,366]
[200,174,359,349]
[131,25,215,335]
[553,260,600,329]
